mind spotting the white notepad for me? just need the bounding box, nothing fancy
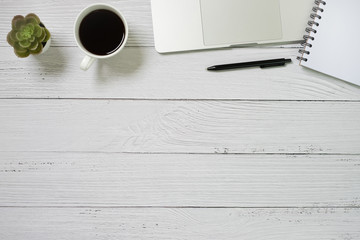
[298,0,360,86]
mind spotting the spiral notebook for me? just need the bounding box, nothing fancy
[298,0,360,86]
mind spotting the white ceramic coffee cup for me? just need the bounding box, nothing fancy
[74,3,128,71]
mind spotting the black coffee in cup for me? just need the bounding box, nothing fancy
[79,9,126,56]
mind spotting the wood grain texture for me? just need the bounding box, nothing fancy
[1,47,360,100]
[0,207,359,240]
[0,152,359,207]
[0,0,154,47]
[0,99,359,154]
[1,1,360,238]
[0,0,313,48]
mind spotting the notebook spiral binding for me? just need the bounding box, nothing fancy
[297,0,327,62]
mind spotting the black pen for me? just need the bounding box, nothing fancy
[207,58,292,71]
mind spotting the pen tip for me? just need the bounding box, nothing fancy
[207,66,216,71]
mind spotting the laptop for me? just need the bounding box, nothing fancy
[151,0,314,53]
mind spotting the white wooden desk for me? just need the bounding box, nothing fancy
[1,1,360,239]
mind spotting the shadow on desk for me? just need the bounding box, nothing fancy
[95,47,144,82]
[32,39,67,74]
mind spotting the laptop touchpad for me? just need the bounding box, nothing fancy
[200,0,282,46]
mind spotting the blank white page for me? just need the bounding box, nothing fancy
[200,0,282,46]
[301,0,360,86]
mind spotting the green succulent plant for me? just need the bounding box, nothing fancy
[7,13,51,58]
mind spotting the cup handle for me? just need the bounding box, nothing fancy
[80,55,95,71]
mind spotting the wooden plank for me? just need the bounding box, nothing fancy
[0,0,154,47]
[1,47,360,100]
[0,0,308,48]
[0,100,360,154]
[0,152,359,207]
[0,207,359,240]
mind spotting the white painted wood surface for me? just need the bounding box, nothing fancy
[0,0,359,239]
[1,153,359,207]
[0,208,359,240]
[1,0,360,100]
[0,0,154,47]
[1,47,360,100]
[1,100,360,153]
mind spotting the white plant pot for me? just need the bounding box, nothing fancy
[38,22,51,55]
[41,36,51,54]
